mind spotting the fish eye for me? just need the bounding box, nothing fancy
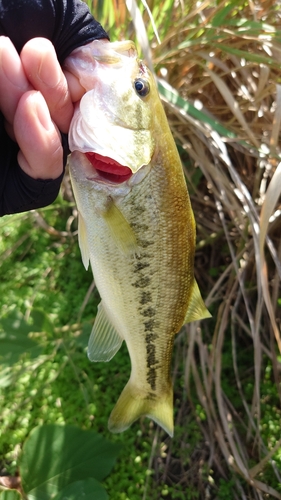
[134,78,150,97]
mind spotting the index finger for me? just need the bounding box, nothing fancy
[20,38,73,133]
[0,36,32,134]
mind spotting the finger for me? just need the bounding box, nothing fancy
[64,69,86,103]
[0,36,32,132]
[20,38,73,133]
[14,90,64,180]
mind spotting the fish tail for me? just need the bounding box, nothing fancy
[108,379,174,437]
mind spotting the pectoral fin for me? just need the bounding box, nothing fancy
[184,280,211,324]
[78,212,90,270]
[102,200,139,256]
[88,302,123,362]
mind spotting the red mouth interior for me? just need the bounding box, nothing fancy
[85,152,132,183]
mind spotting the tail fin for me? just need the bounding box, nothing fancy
[108,379,174,437]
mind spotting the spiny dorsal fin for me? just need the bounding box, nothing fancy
[102,199,139,256]
[184,280,211,324]
[87,302,123,362]
[78,211,90,270]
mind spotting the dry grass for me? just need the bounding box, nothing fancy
[118,0,281,498]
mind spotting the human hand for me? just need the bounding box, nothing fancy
[0,36,84,180]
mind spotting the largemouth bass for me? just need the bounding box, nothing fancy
[65,40,210,437]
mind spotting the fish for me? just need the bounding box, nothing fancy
[65,40,210,438]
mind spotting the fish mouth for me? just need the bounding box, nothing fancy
[85,153,132,184]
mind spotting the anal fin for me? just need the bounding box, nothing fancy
[88,302,123,362]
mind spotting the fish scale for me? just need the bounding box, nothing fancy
[66,39,210,437]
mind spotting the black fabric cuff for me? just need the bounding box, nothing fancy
[1,166,65,215]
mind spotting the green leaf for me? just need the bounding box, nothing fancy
[0,310,32,337]
[29,309,53,335]
[158,80,236,139]
[212,43,279,68]
[0,310,42,367]
[0,366,21,388]
[53,478,108,500]
[20,425,121,500]
[211,1,239,27]
[73,322,92,350]
[151,0,175,38]
[0,491,22,500]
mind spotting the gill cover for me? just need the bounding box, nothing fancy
[65,40,155,173]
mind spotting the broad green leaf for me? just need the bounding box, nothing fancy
[0,491,22,500]
[20,425,121,500]
[0,310,42,367]
[53,478,108,500]
[29,309,53,336]
[0,310,32,337]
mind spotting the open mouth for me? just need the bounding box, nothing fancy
[85,152,132,183]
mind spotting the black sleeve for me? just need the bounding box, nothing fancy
[0,0,109,63]
[0,115,68,215]
[0,0,109,216]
